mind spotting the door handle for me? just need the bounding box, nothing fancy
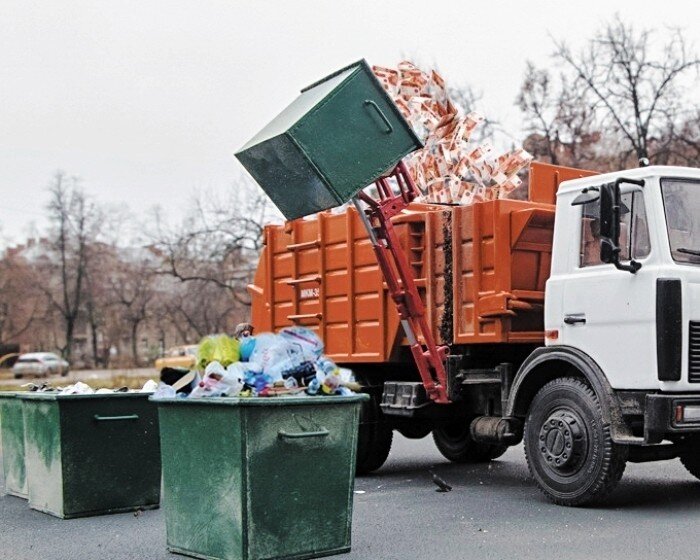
[564,314,586,325]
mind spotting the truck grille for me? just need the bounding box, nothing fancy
[690,321,700,382]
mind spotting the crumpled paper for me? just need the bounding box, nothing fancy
[373,61,532,204]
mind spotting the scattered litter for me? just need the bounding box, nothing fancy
[19,379,160,395]
[429,470,453,492]
[354,490,366,495]
[141,379,159,393]
[373,61,532,204]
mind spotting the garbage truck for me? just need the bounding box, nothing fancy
[239,60,700,506]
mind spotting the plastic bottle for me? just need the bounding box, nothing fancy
[306,378,321,396]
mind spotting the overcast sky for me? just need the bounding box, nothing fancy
[2,0,699,245]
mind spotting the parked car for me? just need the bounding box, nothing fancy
[155,345,198,371]
[12,352,70,379]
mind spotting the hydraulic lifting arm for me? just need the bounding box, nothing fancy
[352,161,450,404]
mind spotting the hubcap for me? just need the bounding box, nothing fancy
[538,410,586,474]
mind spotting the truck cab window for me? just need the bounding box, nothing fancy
[662,179,700,264]
[580,190,650,267]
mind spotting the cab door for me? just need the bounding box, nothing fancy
[557,188,657,389]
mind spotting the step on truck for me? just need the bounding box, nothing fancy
[237,60,700,506]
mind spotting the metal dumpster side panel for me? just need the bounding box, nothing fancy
[244,401,362,560]
[236,133,340,221]
[155,395,367,560]
[0,393,28,498]
[23,398,64,516]
[158,402,246,560]
[21,393,161,519]
[290,66,421,204]
[59,396,161,516]
[236,60,422,221]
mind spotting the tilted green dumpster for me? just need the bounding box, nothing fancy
[20,392,161,518]
[0,393,28,498]
[155,395,368,560]
[235,59,422,220]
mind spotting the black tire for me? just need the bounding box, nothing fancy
[398,423,432,440]
[524,377,627,506]
[433,419,507,463]
[679,437,700,479]
[355,389,393,475]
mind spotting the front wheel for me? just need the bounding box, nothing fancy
[524,377,627,506]
[432,419,507,463]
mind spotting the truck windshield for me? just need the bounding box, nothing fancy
[662,178,700,265]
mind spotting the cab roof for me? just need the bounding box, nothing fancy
[556,166,700,197]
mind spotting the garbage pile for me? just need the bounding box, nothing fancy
[372,61,532,204]
[153,327,358,400]
[22,380,158,394]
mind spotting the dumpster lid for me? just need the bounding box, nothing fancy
[151,395,369,407]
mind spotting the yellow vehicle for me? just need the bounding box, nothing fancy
[155,345,198,371]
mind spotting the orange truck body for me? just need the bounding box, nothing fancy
[249,162,597,364]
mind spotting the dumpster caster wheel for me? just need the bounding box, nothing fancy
[356,387,392,475]
[433,419,507,463]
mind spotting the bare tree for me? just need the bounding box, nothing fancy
[108,248,158,366]
[153,179,277,306]
[517,62,600,168]
[554,16,700,163]
[0,254,39,345]
[37,173,100,363]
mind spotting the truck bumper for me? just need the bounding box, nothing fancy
[645,394,700,443]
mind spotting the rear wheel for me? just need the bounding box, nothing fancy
[524,377,627,506]
[355,379,392,475]
[432,419,507,463]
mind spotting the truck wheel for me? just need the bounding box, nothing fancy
[356,390,392,475]
[679,437,700,479]
[398,424,432,440]
[524,377,627,506]
[433,420,507,463]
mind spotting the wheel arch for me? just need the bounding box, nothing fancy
[505,346,629,441]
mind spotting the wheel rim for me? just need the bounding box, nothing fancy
[537,408,588,478]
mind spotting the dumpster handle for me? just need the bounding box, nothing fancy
[94,414,140,422]
[278,429,329,439]
[364,100,393,134]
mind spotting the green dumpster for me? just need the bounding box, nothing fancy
[155,395,368,560]
[0,392,28,498]
[19,392,161,518]
[235,59,422,220]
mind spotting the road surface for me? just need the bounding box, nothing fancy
[2,434,699,560]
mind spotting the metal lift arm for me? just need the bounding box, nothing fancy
[352,161,450,404]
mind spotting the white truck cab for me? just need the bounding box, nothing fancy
[500,166,700,506]
[548,166,700,392]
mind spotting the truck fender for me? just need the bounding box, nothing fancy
[505,346,634,444]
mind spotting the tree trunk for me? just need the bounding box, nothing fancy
[131,321,140,367]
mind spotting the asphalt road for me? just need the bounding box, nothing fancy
[2,435,700,560]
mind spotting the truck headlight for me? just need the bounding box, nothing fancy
[676,404,700,423]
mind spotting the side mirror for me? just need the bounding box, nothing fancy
[571,187,600,206]
[598,178,645,273]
